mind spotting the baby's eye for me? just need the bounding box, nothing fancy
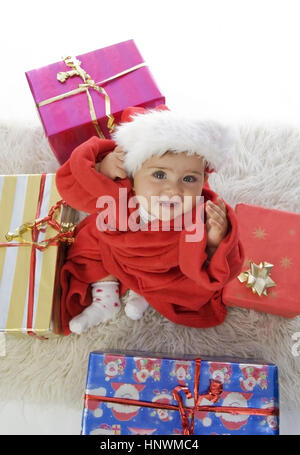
[152,170,166,179]
[183,175,197,183]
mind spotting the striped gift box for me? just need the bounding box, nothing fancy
[0,173,76,336]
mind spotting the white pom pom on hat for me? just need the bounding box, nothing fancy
[112,105,237,177]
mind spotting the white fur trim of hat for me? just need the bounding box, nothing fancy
[112,109,237,177]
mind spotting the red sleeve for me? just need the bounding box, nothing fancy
[55,136,132,213]
[179,199,244,291]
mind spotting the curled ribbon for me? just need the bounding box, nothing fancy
[84,358,279,435]
[5,199,75,250]
[37,56,146,139]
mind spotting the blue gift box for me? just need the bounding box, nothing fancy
[81,350,279,435]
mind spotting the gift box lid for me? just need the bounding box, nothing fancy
[82,350,279,435]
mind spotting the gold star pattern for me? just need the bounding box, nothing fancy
[280,257,292,269]
[253,227,267,240]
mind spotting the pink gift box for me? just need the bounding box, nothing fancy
[26,40,165,164]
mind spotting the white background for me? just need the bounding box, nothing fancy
[1,0,300,435]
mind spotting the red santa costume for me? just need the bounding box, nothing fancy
[56,106,244,335]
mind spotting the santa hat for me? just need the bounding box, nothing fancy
[86,387,106,417]
[112,105,237,177]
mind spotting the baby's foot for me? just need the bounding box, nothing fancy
[125,290,149,320]
[69,281,121,334]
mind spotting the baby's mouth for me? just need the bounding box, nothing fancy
[159,201,181,208]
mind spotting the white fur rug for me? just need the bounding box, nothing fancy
[0,121,300,412]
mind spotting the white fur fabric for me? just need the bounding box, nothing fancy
[112,109,237,176]
[0,121,300,413]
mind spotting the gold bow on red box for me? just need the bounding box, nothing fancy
[238,261,276,296]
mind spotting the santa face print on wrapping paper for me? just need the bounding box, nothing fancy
[85,387,107,418]
[128,427,158,435]
[208,362,233,384]
[133,357,162,383]
[150,389,174,422]
[239,365,268,391]
[260,399,279,431]
[215,392,253,431]
[106,382,145,421]
[265,415,279,431]
[193,395,216,429]
[191,392,251,431]
[104,354,126,381]
[169,360,192,385]
[89,423,121,435]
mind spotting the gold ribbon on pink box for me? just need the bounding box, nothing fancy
[37,56,146,139]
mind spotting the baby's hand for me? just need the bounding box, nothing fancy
[205,198,228,252]
[95,146,127,180]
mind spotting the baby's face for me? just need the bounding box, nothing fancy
[132,151,207,221]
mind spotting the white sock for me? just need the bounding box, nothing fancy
[125,290,149,321]
[69,281,121,334]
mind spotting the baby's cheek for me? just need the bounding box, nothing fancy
[183,198,193,212]
[185,194,200,209]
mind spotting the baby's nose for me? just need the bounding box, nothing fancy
[162,181,183,199]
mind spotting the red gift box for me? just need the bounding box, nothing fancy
[223,203,300,318]
[26,40,165,164]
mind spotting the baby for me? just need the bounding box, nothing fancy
[56,106,244,335]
